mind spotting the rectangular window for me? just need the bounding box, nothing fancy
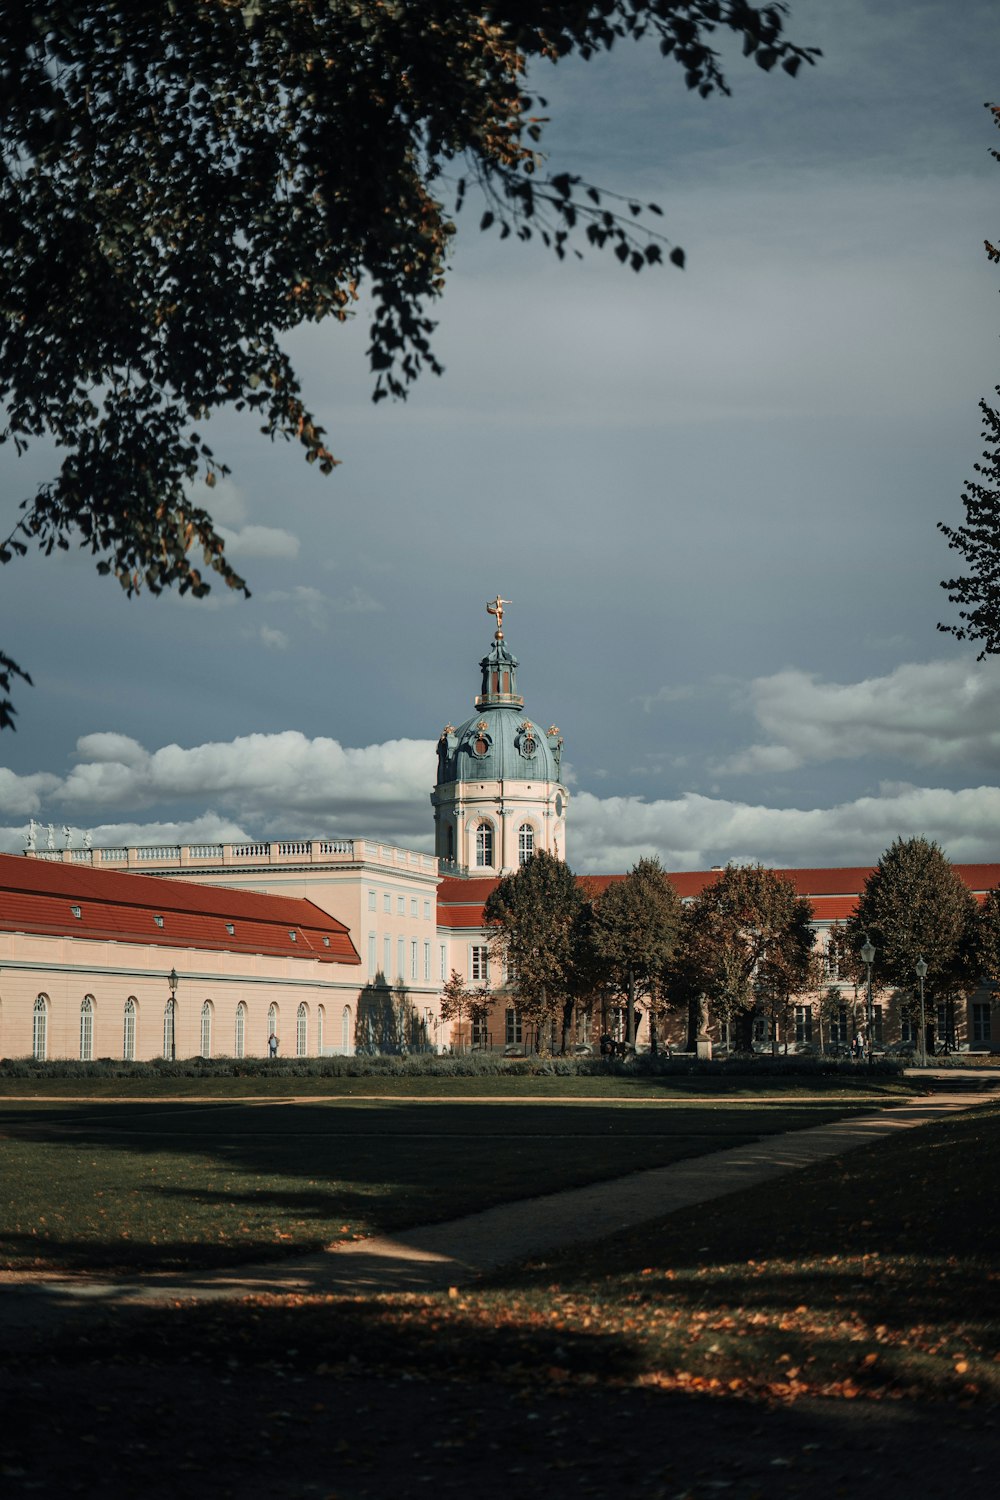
[505,1008,522,1046]
[823,947,840,981]
[423,900,431,921]
[424,941,431,981]
[383,935,391,975]
[410,940,418,980]
[872,1004,884,1045]
[901,1014,917,1044]
[472,1018,489,1049]
[397,895,405,915]
[936,1002,954,1048]
[410,897,418,918]
[398,936,405,978]
[794,1005,813,1045]
[383,893,391,914]
[368,890,376,912]
[368,932,377,974]
[440,944,447,982]
[471,945,488,982]
[831,1004,849,1044]
[973,1002,992,1043]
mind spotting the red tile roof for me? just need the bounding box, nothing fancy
[0,853,360,965]
[439,864,1000,927]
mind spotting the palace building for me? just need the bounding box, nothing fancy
[2,599,998,1060]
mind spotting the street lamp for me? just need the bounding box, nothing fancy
[915,955,928,1069]
[860,935,875,1063]
[168,967,179,1061]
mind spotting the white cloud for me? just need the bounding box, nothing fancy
[218,524,301,560]
[570,784,1000,875]
[6,726,1000,877]
[712,660,1000,775]
[259,625,290,651]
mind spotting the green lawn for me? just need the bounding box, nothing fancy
[66,1101,999,1413]
[0,1092,879,1272]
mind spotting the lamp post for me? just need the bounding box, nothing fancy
[168,967,179,1062]
[915,955,928,1068]
[860,935,875,1063]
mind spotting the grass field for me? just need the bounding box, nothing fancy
[0,1088,885,1272]
[2,1088,998,1499]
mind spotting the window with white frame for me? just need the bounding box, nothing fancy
[411,939,418,980]
[317,1004,325,1055]
[410,897,418,918]
[471,945,488,982]
[424,941,431,981]
[440,944,447,982]
[235,1001,246,1058]
[830,1004,849,1045]
[296,1002,308,1057]
[397,895,405,915]
[384,934,391,975]
[80,995,94,1061]
[475,822,493,867]
[268,1002,279,1051]
[872,1004,884,1045]
[472,1017,489,1048]
[518,823,534,864]
[368,889,376,911]
[901,1014,917,1044]
[342,1004,352,1051]
[200,1000,213,1059]
[423,900,431,921]
[383,893,391,914]
[973,1002,992,1044]
[505,1007,522,1046]
[33,995,48,1060]
[794,1005,812,1045]
[368,932,377,973]
[397,936,405,978]
[123,997,136,1060]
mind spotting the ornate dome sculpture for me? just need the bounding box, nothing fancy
[432,596,567,875]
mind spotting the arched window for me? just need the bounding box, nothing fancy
[80,995,94,1061]
[163,999,176,1060]
[235,1001,247,1059]
[475,822,493,868]
[341,1004,352,1052]
[267,1002,278,1051]
[123,998,137,1061]
[317,1004,325,1056]
[200,1000,213,1059]
[296,1002,308,1058]
[33,995,48,1061]
[518,823,534,865]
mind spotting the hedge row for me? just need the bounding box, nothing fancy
[0,1052,903,1080]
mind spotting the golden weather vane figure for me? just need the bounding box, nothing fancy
[486,594,511,639]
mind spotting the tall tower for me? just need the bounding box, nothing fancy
[431,597,568,876]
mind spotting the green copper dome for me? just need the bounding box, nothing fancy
[436,634,563,786]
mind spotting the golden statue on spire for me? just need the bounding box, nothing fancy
[486,594,511,639]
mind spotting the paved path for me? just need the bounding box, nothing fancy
[1,1091,993,1327]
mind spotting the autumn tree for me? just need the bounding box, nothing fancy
[847,837,979,1050]
[0,2,820,726]
[483,849,583,1053]
[939,102,1000,653]
[668,864,815,1052]
[439,968,491,1053]
[590,857,682,1050]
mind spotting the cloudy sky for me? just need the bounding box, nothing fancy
[3,0,1000,875]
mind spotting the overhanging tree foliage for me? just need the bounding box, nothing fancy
[0,2,819,725]
[590,857,681,1049]
[483,849,583,1052]
[939,102,1000,653]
